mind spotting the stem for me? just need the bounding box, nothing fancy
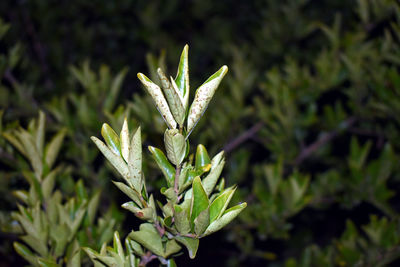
[155,221,165,237]
[139,252,158,267]
[174,164,181,197]
[223,122,264,154]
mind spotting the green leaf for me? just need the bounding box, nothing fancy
[120,118,130,162]
[112,231,125,259]
[128,127,142,192]
[137,72,177,129]
[37,258,59,267]
[148,146,175,187]
[174,44,190,110]
[36,110,46,159]
[195,144,211,171]
[122,202,154,221]
[3,131,27,158]
[167,258,178,267]
[16,129,43,180]
[157,68,185,125]
[13,242,37,266]
[190,177,209,227]
[209,186,237,223]
[203,202,247,236]
[161,187,177,202]
[194,208,210,236]
[82,247,106,267]
[104,67,128,111]
[202,158,225,196]
[174,205,190,234]
[20,234,48,257]
[13,190,29,204]
[164,239,181,257]
[101,123,121,156]
[86,190,101,226]
[187,65,228,134]
[91,137,131,185]
[41,167,60,200]
[126,238,144,256]
[164,129,186,166]
[44,128,66,169]
[174,236,199,259]
[129,223,164,257]
[112,181,142,208]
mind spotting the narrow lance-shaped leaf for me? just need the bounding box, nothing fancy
[120,118,130,162]
[137,73,177,129]
[36,110,45,158]
[128,126,142,192]
[202,158,225,196]
[187,65,228,135]
[209,186,237,223]
[203,202,247,237]
[101,123,121,156]
[44,128,67,169]
[13,242,36,266]
[148,146,175,187]
[190,176,209,226]
[91,136,131,186]
[175,44,190,110]
[158,68,185,126]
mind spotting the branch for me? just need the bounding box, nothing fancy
[223,122,264,154]
[21,7,53,90]
[294,117,357,166]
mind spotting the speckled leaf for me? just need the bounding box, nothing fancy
[101,123,121,156]
[128,127,142,192]
[91,137,131,185]
[187,65,228,134]
[137,73,177,129]
[158,68,185,125]
[203,202,247,236]
[174,44,190,110]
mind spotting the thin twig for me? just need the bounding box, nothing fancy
[294,117,357,166]
[21,7,53,90]
[174,164,181,197]
[223,122,264,154]
[140,252,158,267]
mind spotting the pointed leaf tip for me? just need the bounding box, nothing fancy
[101,123,121,156]
[187,65,228,134]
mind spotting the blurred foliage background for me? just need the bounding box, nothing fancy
[1,0,400,266]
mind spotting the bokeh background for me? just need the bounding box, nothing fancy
[1,0,400,266]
